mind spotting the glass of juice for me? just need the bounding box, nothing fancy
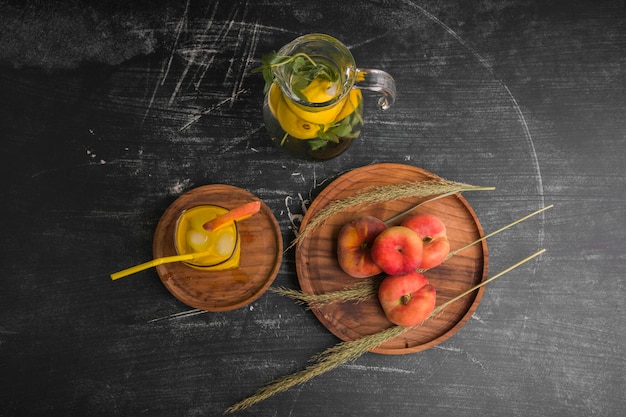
[174,205,240,270]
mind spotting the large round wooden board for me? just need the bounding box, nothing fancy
[295,163,488,354]
[153,185,283,312]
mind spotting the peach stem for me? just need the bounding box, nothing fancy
[401,294,412,305]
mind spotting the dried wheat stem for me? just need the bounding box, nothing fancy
[271,276,383,308]
[277,206,553,308]
[434,249,546,313]
[290,180,493,249]
[225,325,407,414]
[226,249,545,413]
[447,204,553,258]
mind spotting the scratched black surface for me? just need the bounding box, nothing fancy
[1,0,624,416]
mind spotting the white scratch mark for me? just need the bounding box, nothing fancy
[341,364,415,375]
[163,0,190,87]
[168,12,215,106]
[168,178,191,195]
[216,6,240,81]
[434,345,462,352]
[465,351,487,372]
[286,383,305,417]
[143,0,190,122]
[253,318,286,331]
[0,327,18,335]
[179,89,249,131]
[471,313,486,325]
[225,125,263,152]
[434,344,487,372]
[347,32,393,50]
[405,0,546,263]
[185,123,262,154]
[148,308,208,323]
[231,12,260,106]
[189,1,220,87]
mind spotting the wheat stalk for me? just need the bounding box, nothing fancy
[271,276,384,308]
[225,324,407,414]
[277,205,553,308]
[225,249,546,413]
[290,179,494,249]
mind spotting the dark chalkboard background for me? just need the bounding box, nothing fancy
[1,1,624,416]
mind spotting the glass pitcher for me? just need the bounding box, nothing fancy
[260,33,396,160]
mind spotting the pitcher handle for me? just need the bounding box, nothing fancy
[354,69,397,110]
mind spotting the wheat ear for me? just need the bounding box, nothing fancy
[225,249,545,413]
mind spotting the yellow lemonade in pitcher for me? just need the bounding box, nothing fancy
[264,79,363,160]
[255,34,395,160]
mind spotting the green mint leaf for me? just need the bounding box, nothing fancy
[262,71,273,94]
[308,138,329,150]
[291,56,307,73]
[330,122,352,138]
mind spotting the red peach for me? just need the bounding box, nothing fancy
[378,272,436,327]
[337,216,387,278]
[370,226,423,275]
[401,213,450,269]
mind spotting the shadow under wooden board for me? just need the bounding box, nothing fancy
[295,163,488,354]
[153,184,283,312]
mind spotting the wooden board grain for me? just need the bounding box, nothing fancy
[153,184,283,311]
[296,164,488,354]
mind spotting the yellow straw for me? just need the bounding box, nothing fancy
[110,251,211,280]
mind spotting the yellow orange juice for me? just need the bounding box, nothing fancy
[175,205,240,270]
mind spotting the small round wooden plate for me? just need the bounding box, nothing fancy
[153,185,283,312]
[295,163,488,354]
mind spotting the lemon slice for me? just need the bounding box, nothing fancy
[285,78,347,125]
[268,80,361,140]
[301,77,338,103]
[267,83,282,118]
[333,89,362,122]
[276,94,321,139]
